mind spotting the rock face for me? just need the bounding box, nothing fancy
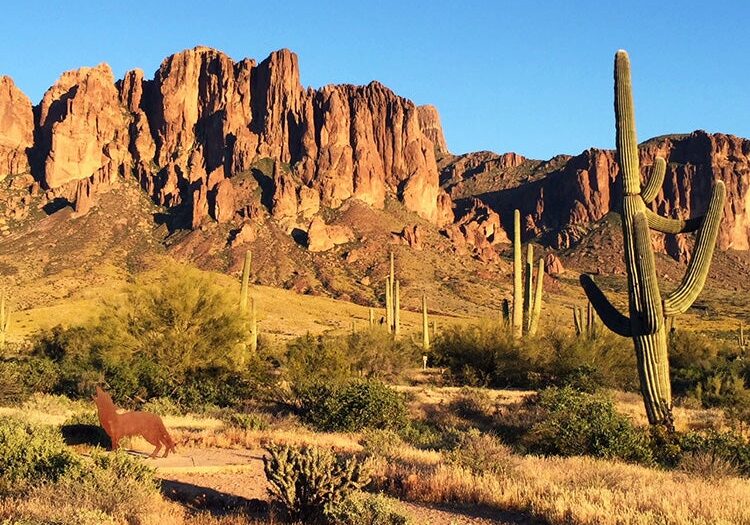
[451,132,750,260]
[417,105,448,155]
[0,46,453,230]
[0,76,33,178]
[444,198,508,262]
[35,64,129,190]
[307,216,354,252]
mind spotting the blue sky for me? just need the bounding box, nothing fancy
[1,1,747,159]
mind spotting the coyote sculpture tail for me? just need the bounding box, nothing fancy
[93,386,176,458]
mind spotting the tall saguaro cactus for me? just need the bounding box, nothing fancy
[580,50,726,426]
[511,210,545,338]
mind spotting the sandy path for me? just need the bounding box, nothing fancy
[150,447,531,525]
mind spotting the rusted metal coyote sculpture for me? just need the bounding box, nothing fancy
[93,386,176,458]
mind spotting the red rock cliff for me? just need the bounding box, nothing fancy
[8,46,453,227]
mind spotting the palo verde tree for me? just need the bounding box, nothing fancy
[580,50,725,426]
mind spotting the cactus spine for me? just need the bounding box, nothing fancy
[0,293,9,348]
[580,50,726,426]
[511,209,545,337]
[422,293,430,351]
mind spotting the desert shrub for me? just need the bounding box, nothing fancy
[669,330,750,418]
[543,330,637,392]
[29,266,275,409]
[296,380,408,432]
[447,429,516,476]
[0,356,59,404]
[263,443,368,523]
[5,449,160,525]
[679,450,741,479]
[449,387,495,421]
[222,411,271,431]
[285,329,415,388]
[139,396,182,416]
[328,492,410,525]
[649,425,750,475]
[361,429,405,458]
[0,418,81,494]
[523,387,653,463]
[431,323,543,388]
[398,421,463,451]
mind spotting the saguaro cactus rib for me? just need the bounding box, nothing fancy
[579,275,632,337]
[663,180,726,315]
[641,158,666,203]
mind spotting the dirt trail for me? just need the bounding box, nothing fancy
[150,447,532,525]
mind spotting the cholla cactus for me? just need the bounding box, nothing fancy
[511,210,545,338]
[263,443,368,522]
[580,50,726,426]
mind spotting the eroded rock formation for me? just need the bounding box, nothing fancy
[2,46,453,231]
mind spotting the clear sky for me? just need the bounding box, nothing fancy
[1,1,747,159]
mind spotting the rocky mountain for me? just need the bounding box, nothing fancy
[1,45,749,312]
[443,131,750,262]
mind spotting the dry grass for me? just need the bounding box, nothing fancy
[173,425,362,454]
[372,451,750,525]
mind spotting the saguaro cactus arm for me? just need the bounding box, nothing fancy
[579,275,632,337]
[663,180,726,316]
[641,158,666,203]
[646,210,703,234]
[528,258,545,336]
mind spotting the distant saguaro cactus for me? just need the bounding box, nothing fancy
[384,252,401,336]
[239,251,258,356]
[573,302,598,339]
[579,50,726,426]
[422,293,430,351]
[511,210,545,338]
[0,292,10,348]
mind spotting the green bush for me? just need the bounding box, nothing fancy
[296,380,408,433]
[222,411,270,431]
[543,330,637,392]
[449,387,495,421]
[398,421,463,451]
[431,323,540,387]
[360,429,405,458]
[0,418,81,494]
[263,443,368,523]
[285,329,416,388]
[447,428,516,476]
[523,387,653,463]
[649,425,750,475]
[328,492,410,525]
[26,266,275,410]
